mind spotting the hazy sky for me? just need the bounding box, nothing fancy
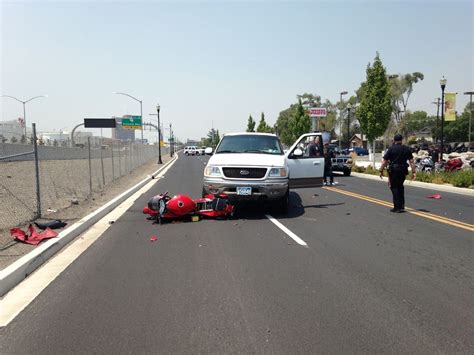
[1,0,473,143]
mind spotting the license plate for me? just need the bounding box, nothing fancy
[236,187,252,195]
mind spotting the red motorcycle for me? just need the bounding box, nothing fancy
[143,191,234,224]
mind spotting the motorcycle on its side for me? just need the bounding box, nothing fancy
[143,191,234,224]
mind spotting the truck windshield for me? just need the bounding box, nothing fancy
[216,135,283,155]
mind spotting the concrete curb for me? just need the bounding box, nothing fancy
[351,172,474,196]
[0,156,177,297]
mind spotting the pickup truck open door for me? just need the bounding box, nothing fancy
[285,133,325,188]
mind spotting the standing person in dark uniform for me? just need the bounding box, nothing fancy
[307,136,322,157]
[323,142,335,185]
[379,134,416,213]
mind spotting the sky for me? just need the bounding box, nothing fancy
[1,0,473,143]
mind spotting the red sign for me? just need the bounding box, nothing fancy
[308,108,327,117]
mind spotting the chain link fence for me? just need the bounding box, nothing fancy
[0,123,169,231]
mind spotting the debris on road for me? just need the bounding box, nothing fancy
[108,221,115,225]
[150,235,158,242]
[10,225,58,245]
[34,220,67,230]
[47,208,57,213]
[427,193,442,199]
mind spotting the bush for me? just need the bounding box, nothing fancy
[449,170,474,188]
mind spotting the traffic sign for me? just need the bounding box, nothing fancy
[308,108,327,118]
[121,116,142,130]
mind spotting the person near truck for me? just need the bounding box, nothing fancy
[379,134,416,213]
[308,136,322,157]
[323,142,335,185]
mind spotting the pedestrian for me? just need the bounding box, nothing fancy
[308,136,322,157]
[379,134,416,213]
[323,142,335,185]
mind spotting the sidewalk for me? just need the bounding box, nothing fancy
[0,155,173,271]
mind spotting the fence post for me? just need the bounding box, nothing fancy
[100,136,105,186]
[111,141,115,181]
[118,141,122,177]
[88,137,92,197]
[32,123,42,219]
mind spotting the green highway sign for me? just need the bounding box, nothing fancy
[121,116,142,130]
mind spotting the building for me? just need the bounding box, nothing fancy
[0,118,31,141]
[112,116,136,141]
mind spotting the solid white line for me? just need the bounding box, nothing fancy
[265,215,308,247]
[0,158,177,327]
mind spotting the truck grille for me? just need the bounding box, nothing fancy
[222,167,267,179]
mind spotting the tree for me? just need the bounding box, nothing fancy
[403,110,435,136]
[389,72,424,124]
[287,98,311,142]
[256,112,273,133]
[53,139,58,147]
[0,134,7,143]
[246,115,256,132]
[442,102,473,143]
[356,52,392,163]
[20,135,26,144]
[10,136,18,144]
[275,105,297,145]
[213,129,221,146]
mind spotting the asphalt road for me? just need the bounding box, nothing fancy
[1,153,473,353]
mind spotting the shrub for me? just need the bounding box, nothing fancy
[449,170,474,188]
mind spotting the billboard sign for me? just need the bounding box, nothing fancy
[308,108,327,117]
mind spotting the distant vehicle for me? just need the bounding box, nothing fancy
[184,146,198,156]
[328,144,352,176]
[198,147,206,155]
[352,147,369,156]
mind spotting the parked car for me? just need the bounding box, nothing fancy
[352,147,369,156]
[202,132,325,213]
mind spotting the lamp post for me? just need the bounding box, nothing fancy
[347,104,352,149]
[1,95,47,138]
[440,77,447,161]
[464,91,473,151]
[156,105,162,164]
[339,91,348,149]
[432,98,440,143]
[114,92,143,143]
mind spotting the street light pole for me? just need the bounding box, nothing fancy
[1,95,47,138]
[440,76,447,161]
[157,104,162,164]
[464,91,473,151]
[114,92,144,143]
[347,105,351,149]
[432,98,440,143]
[339,91,348,150]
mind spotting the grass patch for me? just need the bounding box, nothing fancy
[355,165,474,189]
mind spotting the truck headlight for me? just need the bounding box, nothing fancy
[269,167,287,177]
[204,165,222,177]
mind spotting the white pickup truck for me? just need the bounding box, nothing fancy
[202,132,325,213]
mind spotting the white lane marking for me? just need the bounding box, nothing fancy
[0,159,177,327]
[265,215,308,247]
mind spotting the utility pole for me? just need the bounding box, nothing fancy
[347,106,351,149]
[432,98,440,143]
[440,77,447,161]
[157,105,162,164]
[169,122,173,157]
[464,91,473,151]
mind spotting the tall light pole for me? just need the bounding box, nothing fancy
[432,98,441,143]
[156,104,162,164]
[1,95,47,138]
[464,91,473,151]
[347,106,350,149]
[114,92,143,143]
[440,76,447,161]
[339,91,348,149]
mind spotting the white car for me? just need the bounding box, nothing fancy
[202,132,325,213]
[184,146,198,156]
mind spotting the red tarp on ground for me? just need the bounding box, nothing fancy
[10,224,58,245]
[427,193,442,199]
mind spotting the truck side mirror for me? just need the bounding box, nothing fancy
[293,148,303,157]
[205,147,213,155]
